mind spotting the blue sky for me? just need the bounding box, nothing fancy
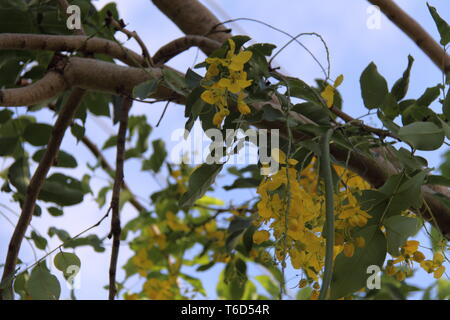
[0,0,449,299]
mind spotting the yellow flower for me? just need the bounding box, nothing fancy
[166,211,189,232]
[402,240,419,256]
[212,108,229,127]
[412,251,425,263]
[355,237,365,248]
[218,71,252,93]
[420,260,434,273]
[235,96,250,116]
[320,74,344,108]
[124,293,140,300]
[321,85,335,108]
[225,39,253,71]
[253,230,270,244]
[205,61,220,79]
[395,271,406,281]
[200,86,227,105]
[434,265,445,279]
[343,242,355,257]
[206,39,253,72]
[386,264,396,276]
[299,279,307,288]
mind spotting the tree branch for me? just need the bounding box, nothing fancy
[0,33,146,67]
[106,17,154,67]
[0,57,181,106]
[368,0,450,73]
[0,88,86,299]
[108,97,132,300]
[153,35,221,65]
[151,0,231,53]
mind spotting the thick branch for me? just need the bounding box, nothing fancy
[108,97,132,300]
[151,0,230,53]
[0,57,181,106]
[0,88,86,299]
[368,0,450,73]
[0,33,145,67]
[153,35,221,65]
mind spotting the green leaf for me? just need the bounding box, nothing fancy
[223,178,260,190]
[142,139,167,173]
[380,93,399,119]
[8,157,30,194]
[383,216,421,256]
[426,175,450,187]
[179,163,223,208]
[427,3,450,46]
[162,68,188,96]
[247,43,277,56]
[282,77,321,104]
[39,174,84,206]
[133,78,160,99]
[330,225,387,299]
[296,287,313,300]
[13,271,29,299]
[54,252,81,280]
[416,84,442,107]
[185,68,203,89]
[184,87,206,134]
[0,109,13,124]
[82,93,110,117]
[360,62,389,110]
[398,121,445,150]
[30,231,47,250]
[391,55,414,101]
[28,266,61,300]
[71,123,85,141]
[47,207,64,217]
[0,137,19,156]
[443,88,450,119]
[255,275,279,298]
[32,149,77,168]
[23,123,52,146]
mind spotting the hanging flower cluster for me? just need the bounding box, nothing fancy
[386,240,446,280]
[200,39,253,127]
[254,149,372,295]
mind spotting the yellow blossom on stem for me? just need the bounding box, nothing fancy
[218,71,252,93]
[253,230,270,244]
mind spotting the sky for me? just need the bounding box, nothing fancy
[0,0,449,300]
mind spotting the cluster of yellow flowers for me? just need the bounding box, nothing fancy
[387,240,446,280]
[254,149,372,295]
[143,277,178,300]
[200,39,253,127]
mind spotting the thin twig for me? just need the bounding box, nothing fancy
[156,100,170,127]
[106,16,154,67]
[108,97,132,300]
